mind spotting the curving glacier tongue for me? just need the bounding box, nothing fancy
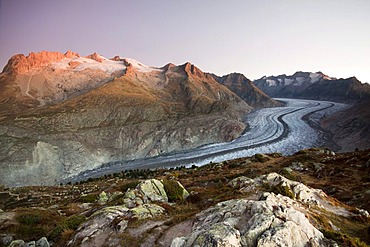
[75,98,348,181]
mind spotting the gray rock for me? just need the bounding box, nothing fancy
[123,179,168,208]
[70,203,166,246]
[98,191,108,204]
[171,193,329,247]
[25,241,35,247]
[35,237,49,247]
[8,240,25,247]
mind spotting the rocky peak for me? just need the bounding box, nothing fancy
[181,62,204,78]
[86,52,106,62]
[2,50,66,74]
[64,50,80,58]
[111,55,123,61]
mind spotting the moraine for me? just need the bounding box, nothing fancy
[72,98,347,182]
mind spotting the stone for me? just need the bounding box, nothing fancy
[188,222,241,247]
[70,202,166,246]
[257,173,325,206]
[228,176,255,190]
[123,179,168,208]
[25,241,35,247]
[131,204,166,220]
[0,209,3,213]
[35,237,49,247]
[8,240,25,247]
[98,191,108,204]
[171,193,329,247]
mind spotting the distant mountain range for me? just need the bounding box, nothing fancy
[254,71,370,103]
[0,50,369,186]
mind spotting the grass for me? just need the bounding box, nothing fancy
[13,208,61,242]
[162,179,186,202]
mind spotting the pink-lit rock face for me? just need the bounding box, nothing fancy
[0,50,254,186]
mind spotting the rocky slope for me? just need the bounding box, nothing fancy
[0,51,256,187]
[210,73,282,108]
[1,148,369,247]
[321,99,370,152]
[254,71,370,103]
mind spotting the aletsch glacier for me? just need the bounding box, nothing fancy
[73,98,347,181]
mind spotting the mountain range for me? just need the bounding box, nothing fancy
[254,71,370,102]
[0,51,369,187]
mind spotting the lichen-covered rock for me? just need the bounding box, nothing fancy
[131,204,166,220]
[35,237,49,247]
[179,222,241,247]
[123,179,168,208]
[69,206,131,246]
[259,173,325,206]
[69,202,166,246]
[171,193,331,247]
[228,176,256,192]
[98,191,109,204]
[8,240,25,247]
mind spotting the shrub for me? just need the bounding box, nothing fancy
[162,180,186,202]
[254,153,269,163]
[120,181,140,193]
[80,194,98,203]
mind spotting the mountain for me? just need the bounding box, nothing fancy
[321,99,370,152]
[209,72,283,108]
[254,71,370,103]
[0,51,255,187]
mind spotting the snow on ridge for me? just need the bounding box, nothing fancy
[309,73,322,83]
[51,56,162,74]
[284,78,294,85]
[266,79,277,86]
[294,77,306,86]
[124,58,161,73]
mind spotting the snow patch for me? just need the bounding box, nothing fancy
[266,79,277,86]
[125,58,161,73]
[294,77,306,86]
[309,73,322,83]
[284,78,294,85]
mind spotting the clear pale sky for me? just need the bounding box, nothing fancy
[1,0,369,83]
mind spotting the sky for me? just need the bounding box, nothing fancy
[1,0,369,83]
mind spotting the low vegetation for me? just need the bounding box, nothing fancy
[0,148,369,246]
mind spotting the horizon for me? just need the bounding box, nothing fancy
[1,0,369,83]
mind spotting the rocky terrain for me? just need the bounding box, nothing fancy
[254,71,370,103]
[0,50,282,187]
[321,99,370,152]
[0,148,369,246]
[210,73,282,108]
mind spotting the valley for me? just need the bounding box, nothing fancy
[72,98,347,182]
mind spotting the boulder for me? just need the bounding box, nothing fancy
[69,203,166,246]
[123,179,168,208]
[35,237,49,247]
[98,191,108,204]
[171,193,330,247]
[8,240,25,247]
[131,204,166,220]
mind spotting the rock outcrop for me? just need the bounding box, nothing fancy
[69,179,187,246]
[172,173,359,246]
[211,72,282,108]
[171,194,329,247]
[0,51,256,186]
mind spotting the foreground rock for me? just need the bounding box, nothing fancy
[69,179,188,246]
[172,173,370,246]
[171,194,331,247]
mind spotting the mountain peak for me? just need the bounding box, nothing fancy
[86,52,106,63]
[2,50,66,74]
